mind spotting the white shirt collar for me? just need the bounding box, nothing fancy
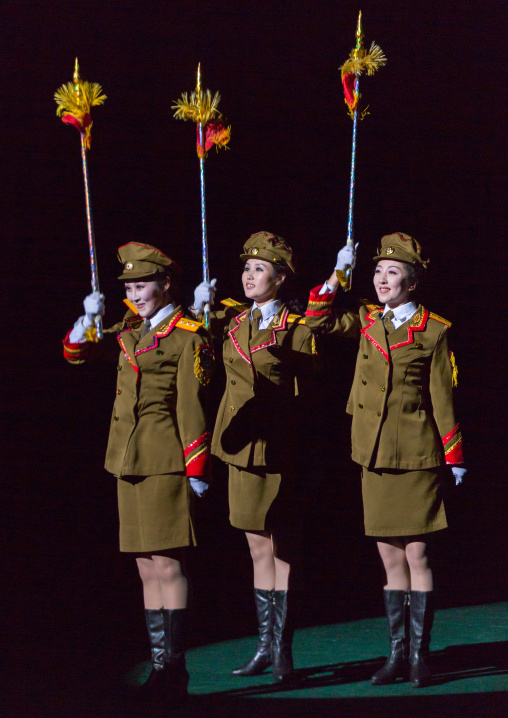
[382,301,417,324]
[146,302,175,330]
[250,299,282,323]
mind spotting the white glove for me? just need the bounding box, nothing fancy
[193,279,217,313]
[335,243,359,272]
[68,292,105,343]
[189,478,209,498]
[83,292,105,326]
[451,466,467,485]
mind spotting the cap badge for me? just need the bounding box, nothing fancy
[385,247,394,255]
[250,248,259,255]
[125,262,133,270]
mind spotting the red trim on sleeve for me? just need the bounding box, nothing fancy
[445,440,464,465]
[442,423,460,446]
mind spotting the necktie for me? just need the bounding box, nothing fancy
[383,310,395,334]
[139,319,151,340]
[250,307,263,343]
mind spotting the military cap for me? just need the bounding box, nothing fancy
[373,232,428,268]
[117,242,176,280]
[240,231,296,275]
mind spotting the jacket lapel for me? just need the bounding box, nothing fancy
[228,309,253,366]
[361,308,390,363]
[250,306,288,354]
[135,306,184,357]
[117,324,140,374]
[389,305,429,351]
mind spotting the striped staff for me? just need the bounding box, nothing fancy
[339,12,386,290]
[54,59,107,338]
[173,64,230,328]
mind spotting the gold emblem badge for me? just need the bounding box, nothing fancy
[126,262,133,270]
[250,248,259,255]
[386,247,394,255]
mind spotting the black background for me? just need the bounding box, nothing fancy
[1,0,506,711]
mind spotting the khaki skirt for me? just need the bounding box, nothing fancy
[361,466,448,537]
[117,473,196,553]
[228,465,283,531]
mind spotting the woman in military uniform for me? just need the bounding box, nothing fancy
[63,242,213,700]
[194,231,316,683]
[305,233,465,688]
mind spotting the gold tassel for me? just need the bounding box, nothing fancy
[172,89,222,125]
[449,351,459,387]
[340,42,387,80]
[54,80,107,119]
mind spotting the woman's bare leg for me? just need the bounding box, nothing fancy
[377,539,411,590]
[405,538,433,592]
[152,551,188,609]
[245,530,276,589]
[136,557,164,609]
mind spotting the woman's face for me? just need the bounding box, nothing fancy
[373,260,414,308]
[124,278,170,319]
[242,259,284,306]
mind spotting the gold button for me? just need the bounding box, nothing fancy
[362,380,367,385]
[117,366,122,371]
[381,386,386,392]
[377,411,381,416]
[156,350,163,356]
[229,405,235,411]
[113,416,119,421]
[229,358,233,363]
[363,354,368,359]
[358,404,363,409]
[116,389,122,395]
[231,380,236,385]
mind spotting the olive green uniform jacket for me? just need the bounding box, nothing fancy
[63,306,213,478]
[209,300,316,470]
[306,285,463,470]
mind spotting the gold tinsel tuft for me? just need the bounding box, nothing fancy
[54,81,107,118]
[172,90,222,125]
[340,42,387,80]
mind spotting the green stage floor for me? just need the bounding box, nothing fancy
[7,602,507,717]
[177,602,508,718]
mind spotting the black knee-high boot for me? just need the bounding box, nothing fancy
[162,608,189,700]
[409,590,434,688]
[272,590,295,683]
[144,608,165,682]
[232,589,275,676]
[371,590,409,685]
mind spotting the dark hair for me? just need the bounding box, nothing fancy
[403,262,426,291]
[154,267,180,301]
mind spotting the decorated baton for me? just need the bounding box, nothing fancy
[54,59,107,338]
[338,12,386,290]
[173,64,230,329]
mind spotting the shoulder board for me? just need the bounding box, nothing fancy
[125,314,142,326]
[123,298,139,315]
[287,314,306,325]
[176,317,202,333]
[220,298,249,310]
[358,299,381,311]
[429,311,452,328]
